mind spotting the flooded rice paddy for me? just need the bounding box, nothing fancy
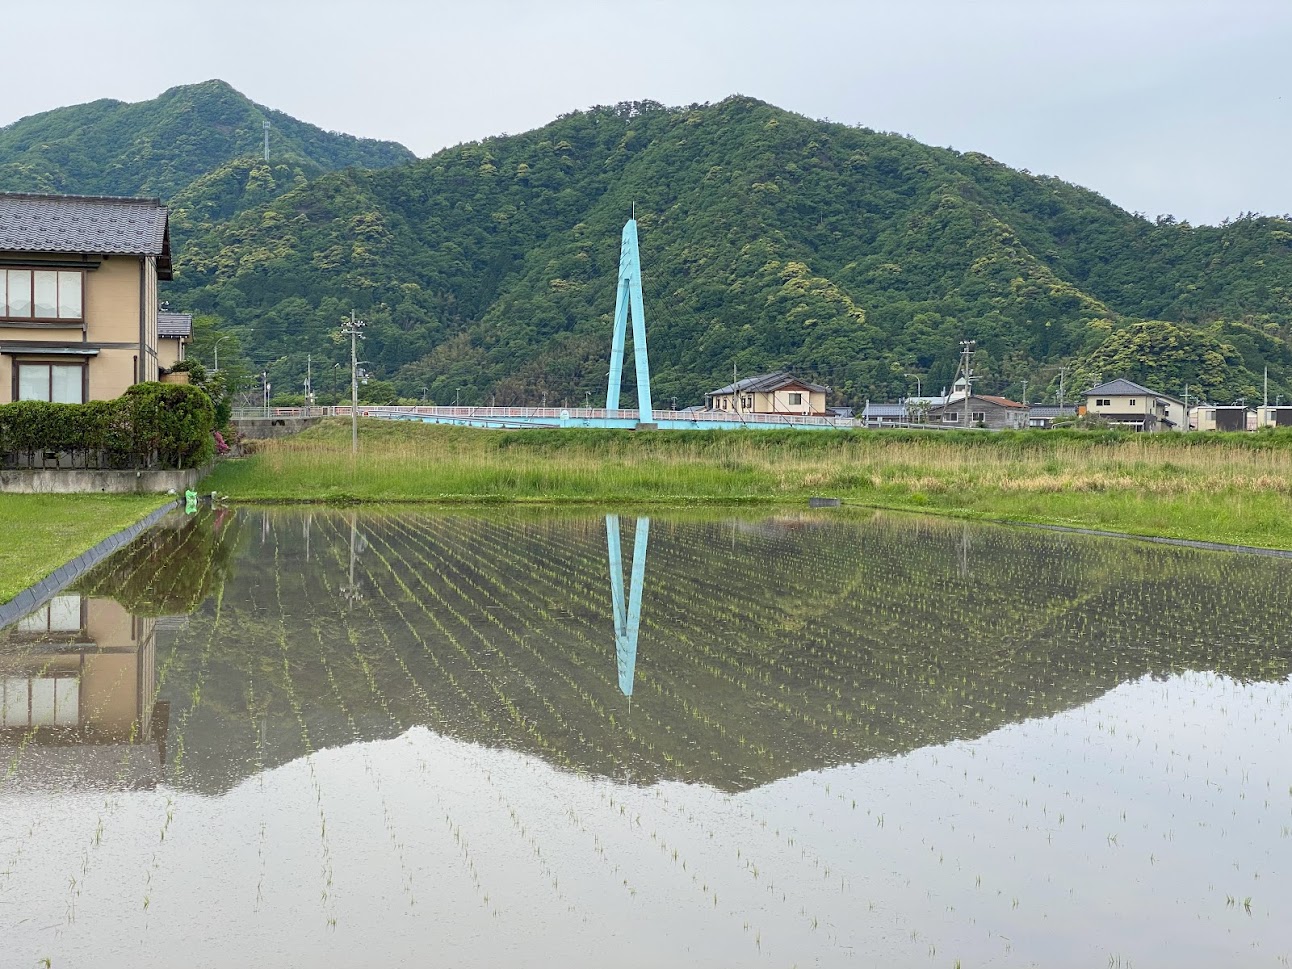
[2,507,1291,968]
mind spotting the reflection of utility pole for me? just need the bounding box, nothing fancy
[342,512,363,612]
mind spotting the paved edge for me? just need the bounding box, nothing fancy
[0,499,180,629]
[1015,521,1292,558]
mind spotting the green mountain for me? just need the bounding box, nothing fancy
[3,85,1289,407]
[0,79,413,202]
[168,97,1292,407]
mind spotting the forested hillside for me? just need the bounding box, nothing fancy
[2,85,1289,407]
[0,80,412,203]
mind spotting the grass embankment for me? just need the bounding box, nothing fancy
[202,420,1292,549]
[0,494,170,604]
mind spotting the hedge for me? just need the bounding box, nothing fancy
[0,382,215,469]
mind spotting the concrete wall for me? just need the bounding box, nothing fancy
[233,416,323,440]
[0,466,204,494]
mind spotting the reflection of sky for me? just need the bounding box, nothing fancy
[4,672,1288,968]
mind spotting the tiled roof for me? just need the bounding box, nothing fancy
[938,393,1026,409]
[157,311,192,338]
[1084,377,1182,403]
[708,371,830,396]
[0,193,172,279]
[1028,404,1078,418]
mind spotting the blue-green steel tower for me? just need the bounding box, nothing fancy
[605,219,654,417]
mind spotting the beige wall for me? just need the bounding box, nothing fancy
[157,337,185,370]
[87,256,143,345]
[1086,394,1153,416]
[0,253,156,403]
[712,385,828,416]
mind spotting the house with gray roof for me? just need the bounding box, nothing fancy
[157,310,192,372]
[1081,378,1185,432]
[0,193,172,404]
[705,372,830,416]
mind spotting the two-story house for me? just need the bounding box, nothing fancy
[1081,378,1185,432]
[705,372,830,416]
[0,193,172,405]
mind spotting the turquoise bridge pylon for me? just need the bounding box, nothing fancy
[605,219,654,418]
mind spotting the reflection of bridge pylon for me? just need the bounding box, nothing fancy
[606,515,649,699]
[605,219,654,423]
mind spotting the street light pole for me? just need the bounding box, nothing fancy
[213,335,231,373]
[339,311,366,455]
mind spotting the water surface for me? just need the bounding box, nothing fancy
[2,507,1290,967]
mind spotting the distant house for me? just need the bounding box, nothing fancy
[859,402,908,428]
[927,393,1028,430]
[0,193,172,404]
[1081,378,1185,432]
[157,310,192,372]
[1192,404,1251,432]
[1257,405,1292,429]
[1027,404,1078,429]
[705,372,829,416]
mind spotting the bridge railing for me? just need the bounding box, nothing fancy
[233,405,863,428]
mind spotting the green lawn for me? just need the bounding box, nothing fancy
[0,494,170,605]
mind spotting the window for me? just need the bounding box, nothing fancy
[944,412,960,422]
[2,676,79,728]
[17,596,83,633]
[17,362,84,403]
[972,411,986,423]
[1128,398,1136,406]
[1095,398,1110,407]
[2,269,83,322]
[788,392,803,405]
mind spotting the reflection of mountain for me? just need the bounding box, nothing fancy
[6,508,1292,796]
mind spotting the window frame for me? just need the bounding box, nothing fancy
[788,392,803,406]
[13,360,87,403]
[972,411,987,423]
[1,267,85,324]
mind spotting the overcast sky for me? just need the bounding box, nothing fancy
[5,0,1290,225]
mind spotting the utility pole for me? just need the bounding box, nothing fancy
[1058,367,1067,410]
[955,340,975,427]
[1183,383,1190,432]
[263,120,271,162]
[1021,378,1028,407]
[305,353,312,412]
[340,311,366,455]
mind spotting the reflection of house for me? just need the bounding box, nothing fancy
[705,372,829,416]
[1081,379,1185,432]
[0,193,172,404]
[2,594,165,788]
[928,393,1028,430]
[157,310,192,371]
[1027,404,1078,428]
[1192,404,1251,432]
